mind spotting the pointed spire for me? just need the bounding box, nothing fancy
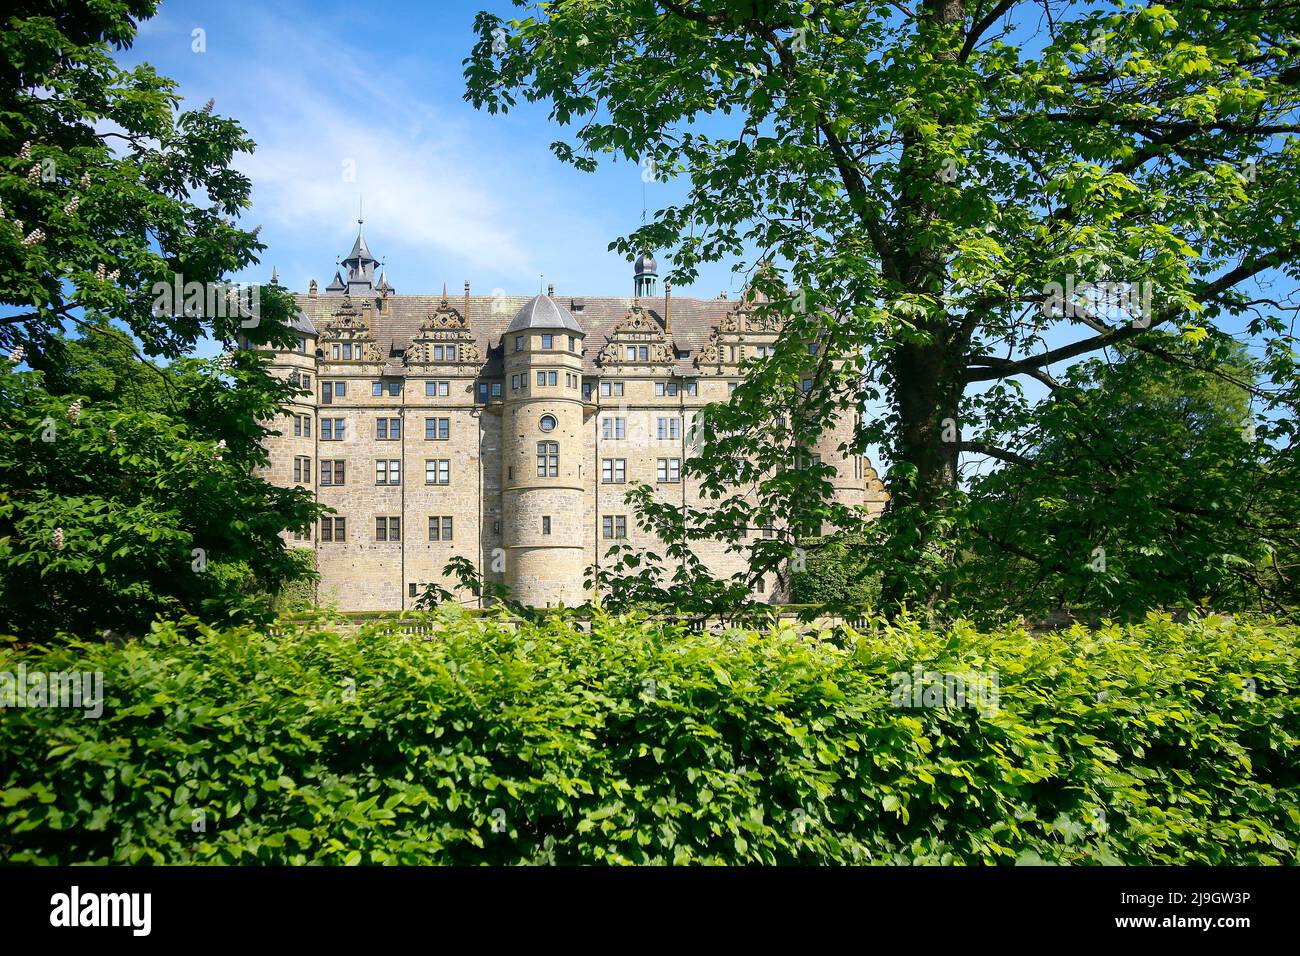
[270,265,279,285]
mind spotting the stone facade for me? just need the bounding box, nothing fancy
[254,226,887,610]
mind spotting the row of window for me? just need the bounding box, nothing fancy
[314,415,691,444]
[302,453,685,486]
[319,380,505,403]
[317,378,715,404]
[515,333,579,353]
[599,417,682,441]
[601,458,681,483]
[508,370,584,391]
[314,514,631,543]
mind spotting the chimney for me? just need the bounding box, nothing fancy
[463,280,470,322]
[309,278,318,298]
[663,279,672,336]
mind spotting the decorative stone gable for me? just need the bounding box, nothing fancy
[597,306,674,368]
[405,294,482,368]
[321,295,384,362]
[695,299,783,374]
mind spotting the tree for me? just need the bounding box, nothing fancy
[465,0,1300,608]
[0,338,319,641]
[0,1,321,638]
[951,342,1299,620]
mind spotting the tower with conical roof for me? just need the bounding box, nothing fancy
[342,218,379,292]
[500,294,588,606]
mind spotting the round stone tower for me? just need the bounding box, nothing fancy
[501,295,587,607]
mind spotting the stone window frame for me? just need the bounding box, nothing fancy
[428,516,454,541]
[320,459,346,485]
[320,417,346,441]
[425,417,450,441]
[425,381,450,397]
[425,459,451,485]
[656,416,681,441]
[541,334,554,349]
[601,458,626,484]
[376,417,402,440]
[541,516,552,535]
[375,459,401,485]
[602,515,628,539]
[375,516,401,542]
[321,516,346,542]
[536,441,559,478]
[601,417,626,440]
[657,458,681,483]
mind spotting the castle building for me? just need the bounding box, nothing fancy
[256,223,887,609]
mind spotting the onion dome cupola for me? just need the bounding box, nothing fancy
[633,251,658,297]
[505,294,585,336]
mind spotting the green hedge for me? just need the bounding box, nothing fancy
[1,611,1297,864]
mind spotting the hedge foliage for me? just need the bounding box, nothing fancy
[1,611,1297,864]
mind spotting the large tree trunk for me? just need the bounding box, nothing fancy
[879,0,968,606]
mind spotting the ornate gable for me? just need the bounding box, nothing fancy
[321,295,384,362]
[405,293,482,368]
[597,306,674,368]
[695,299,783,374]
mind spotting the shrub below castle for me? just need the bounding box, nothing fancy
[1,611,1296,864]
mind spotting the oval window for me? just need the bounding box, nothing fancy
[539,414,557,432]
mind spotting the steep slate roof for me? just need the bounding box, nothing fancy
[294,290,742,377]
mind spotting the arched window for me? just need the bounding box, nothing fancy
[536,441,559,478]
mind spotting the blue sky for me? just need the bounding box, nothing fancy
[124,0,735,302]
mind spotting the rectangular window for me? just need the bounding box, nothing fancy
[477,383,488,403]
[293,457,301,482]
[409,583,418,598]
[425,381,450,397]
[657,458,681,483]
[515,335,524,352]
[425,417,450,440]
[321,516,345,542]
[376,418,401,440]
[320,460,345,485]
[331,344,340,361]
[511,374,519,390]
[602,417,625,440]
[801,378,813,393]
[541,334,553,349]
[294,416,302,437]
[657,417,680,441]
[808,343,819,355]
[425,459,450,485]
[603,515,628,539]
[547,370,557,386]
[599,381,624,397]
[626,345,636,361]
[536,371,545,386]
[491,382,502,397]
[602,458,626,484]
[429,516,454,541]
[375,516,401,542]
[542,516,551,535]
[728,382,739,395]
[583,383,594,401]
[302,416,311,437]
[536,441,559,478]
[655,382,679,397]
[685,382,697,396]
[375,459,401,485]
[320,418,346,441]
